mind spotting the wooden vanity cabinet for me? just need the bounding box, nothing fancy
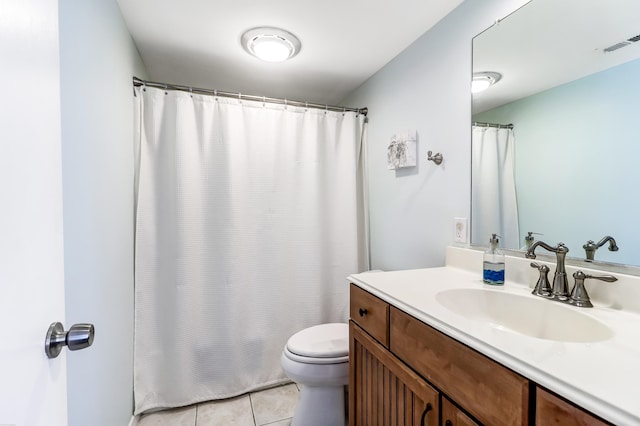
[350,283,526,426]
[349,284,614,425]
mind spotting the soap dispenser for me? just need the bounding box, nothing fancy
[483,234,505,285]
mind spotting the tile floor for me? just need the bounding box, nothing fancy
[133,383,300,426]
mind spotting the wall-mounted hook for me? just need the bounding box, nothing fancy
[427,150,443,165]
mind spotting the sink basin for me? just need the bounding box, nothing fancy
[436,288,613,343]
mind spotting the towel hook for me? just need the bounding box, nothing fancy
[427,150,443,165]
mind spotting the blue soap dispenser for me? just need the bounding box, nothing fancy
[483,234,505,285]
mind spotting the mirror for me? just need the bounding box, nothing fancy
[471,0,640,266]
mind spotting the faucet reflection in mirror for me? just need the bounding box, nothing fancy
[471,0,640,267]
[583,236,619,261]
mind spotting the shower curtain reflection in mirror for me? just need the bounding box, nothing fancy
[471,125,520,249]
[133,86,368,414]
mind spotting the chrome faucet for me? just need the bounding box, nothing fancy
[525,241,570,300]
[526,240,618,307]
[583,236,619,261]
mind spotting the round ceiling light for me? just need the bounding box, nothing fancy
[241,27,301,63]
[472,72,502,93]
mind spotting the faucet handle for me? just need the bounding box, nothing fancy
[530,262,552,297]
[568,271,618,308]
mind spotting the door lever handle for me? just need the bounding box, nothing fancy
[45,322,95,359]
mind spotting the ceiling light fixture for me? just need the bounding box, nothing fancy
[241,27,301,63]
[472,72,502,93]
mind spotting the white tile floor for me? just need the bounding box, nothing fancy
[133,383,300,426]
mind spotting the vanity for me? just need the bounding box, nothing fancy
[347,247,640,425]
[347,1,640,422]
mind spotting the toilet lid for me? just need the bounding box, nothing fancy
[286,323,349,358]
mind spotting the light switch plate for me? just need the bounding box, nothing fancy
[453,217,468,243]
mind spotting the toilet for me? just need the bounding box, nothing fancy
[280,323,349,426]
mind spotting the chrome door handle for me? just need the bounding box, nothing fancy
[45,322,95,359]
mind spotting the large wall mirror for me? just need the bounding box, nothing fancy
[471,0,640,266]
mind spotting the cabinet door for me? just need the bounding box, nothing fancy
[350,321,438,426]
[536,387,611,426]
[442,396,480,426]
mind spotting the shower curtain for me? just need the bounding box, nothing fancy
[133,86,368,414]
[471,126,520,249]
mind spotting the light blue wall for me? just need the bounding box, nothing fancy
[474,58,640,264]
[58,0,147,424]
[342,0,529,270]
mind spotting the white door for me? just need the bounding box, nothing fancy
[0,0,69,425]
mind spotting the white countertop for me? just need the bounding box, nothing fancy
[348,247,640,425]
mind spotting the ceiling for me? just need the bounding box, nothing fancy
[116,0,464,106]
[473,0,640,113]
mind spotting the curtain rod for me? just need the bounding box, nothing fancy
[132,77,368,116]
[473,121,513,129]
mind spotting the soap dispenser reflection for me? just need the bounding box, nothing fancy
[483,234,505,285]
[521,231,542,251]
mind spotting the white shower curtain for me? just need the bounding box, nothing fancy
[471,126,520,249]
[133,86,368,414]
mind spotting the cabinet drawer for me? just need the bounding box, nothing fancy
[536,387,611,426]
[350,284,389,347]
[390,307,530,426]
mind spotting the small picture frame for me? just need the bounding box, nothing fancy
[387,131,416,169]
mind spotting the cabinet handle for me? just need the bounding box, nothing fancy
[419,402,433,426]
[445,421,452,426]
[358,308,367,317]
